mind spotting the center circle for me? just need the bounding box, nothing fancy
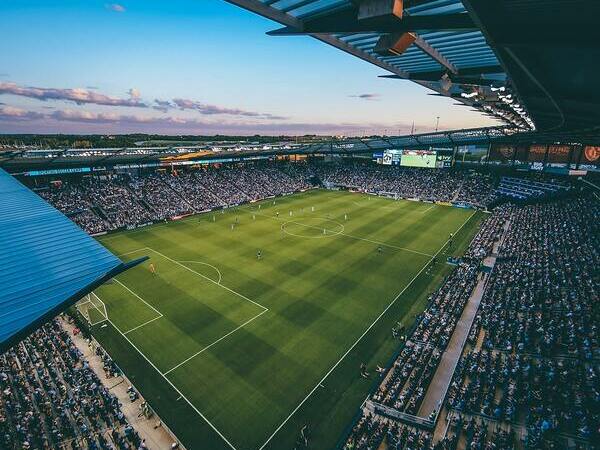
[281,217,345,238]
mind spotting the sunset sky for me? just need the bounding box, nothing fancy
[0,0,498,135]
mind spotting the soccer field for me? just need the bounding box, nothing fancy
[89,189,482,450]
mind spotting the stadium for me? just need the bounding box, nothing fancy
[1,1,599,450]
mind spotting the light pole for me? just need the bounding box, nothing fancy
[435,116,440,132]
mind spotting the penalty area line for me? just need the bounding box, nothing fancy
[117,247,149,257]
[113,278,163,318]
[163,308,269,375]
[146,246,268,312]
[123,315,163,335]
[177,260,223,285]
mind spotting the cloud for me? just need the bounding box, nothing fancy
[0,105,404,135]
[349,93,380,101]
[0,106,45,120]
[105,3,126,13]
[0,82,285,120]
[0,82,147,108]
[153,99,174,113]
[128,88,141,100]
[171,98,288,120]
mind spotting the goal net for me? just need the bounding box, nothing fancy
[77,292,108,326]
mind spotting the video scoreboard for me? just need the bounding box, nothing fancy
[374,149,453,168]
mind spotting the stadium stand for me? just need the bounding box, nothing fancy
[496,176,571,202]
[38,162,502,235]
[0,319,144,449]
[343,192,599,450]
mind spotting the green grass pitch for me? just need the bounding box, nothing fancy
[89,189,483,450]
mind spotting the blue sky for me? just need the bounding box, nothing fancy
[0,0,497,135]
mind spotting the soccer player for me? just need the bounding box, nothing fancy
[276,211,279,218]
[344,213,348,221]
[257,250,262,260]
[377,246,383,254]
[149,263,156,275]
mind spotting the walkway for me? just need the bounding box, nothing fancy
[59,316,182,450]
[417,220,510,420]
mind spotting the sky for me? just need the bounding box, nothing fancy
[0,0,498,136]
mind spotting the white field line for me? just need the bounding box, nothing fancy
[101,311,239,450]
[123,315,163,335]
[257,210,477,450]
[78,300,108,325]
[177,260,223,284]
[245,208,433,258]
[146,246,268,312]
[114,277,163,318]
[420,204,436,214]
[339,232,432,257]
[164,308,269,375]
[117,248,150,257]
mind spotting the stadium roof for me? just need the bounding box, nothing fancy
[0,168,144,352]
[2,125,599,172]
[225,0,600,136]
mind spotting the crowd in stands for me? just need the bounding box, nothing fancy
[345,193,599,449]
[446,350,599,444]
[39,163,314,234]
[0,319,144,450]
[83,178,156,230]
[316,162,498,207]
[474,197,599,360]
[343,413,438,450]
[443,196,599,447]
[38,161,501,235]
[128,173,194,220]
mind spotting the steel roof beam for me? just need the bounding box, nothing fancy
[413,34,457,74]
[379,64,503,78]
[267,12,475,35]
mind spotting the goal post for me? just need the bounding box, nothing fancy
[77,292,108,326]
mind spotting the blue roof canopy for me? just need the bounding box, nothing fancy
[0,168,142,351]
